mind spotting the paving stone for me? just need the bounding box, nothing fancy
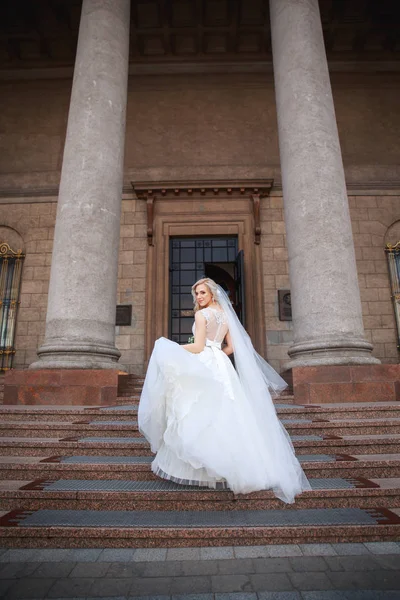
[257,593,301,600]
[47,577,96,598]
[97,549,136,562]
[374,554,400,570]
[65,549,103,562]
[288,572,335,591]
[336,555,385,572]
[0,549,42,563]
[322,557,345,572]
[27,549,72,562]
[249,573,293,592]
[166,548,201,561]
[299,544,337,557]
[89,577,132,597]
[301,592,347,600]
[129,596,171,600]
[130,577,172,595]
[200,547,235,560]
[218,559,255,575]
[326,571,375,590]
[172,594,213,600]
[69,562,111,578]
[87,597,128,600]
[331,544,371,556]
[289,557,328,572]
[0,579,14,597]
[252,558,292,574]
[234,547,271,559]
[0,562,40,579]
[142,561,184,578]
[342,592,400,600]
[32,562,76,578]
[5,577,56,599]
[365,570,400,590]
[106,562,146,578]
[215,594,258,600]
[170,576,213,594]
[211,574,252,593]
[267,546,303,558]
[181,561,219,577]
[363,542,400,555]
[133,549,168,562]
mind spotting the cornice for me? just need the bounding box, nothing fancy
[1,59,400,82]
[132,180,274,200]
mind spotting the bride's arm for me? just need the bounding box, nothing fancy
[222,331,234,356]
[182,312,207,353]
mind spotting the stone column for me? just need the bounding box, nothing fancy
[269,0,378,368]
[31,0,130,369]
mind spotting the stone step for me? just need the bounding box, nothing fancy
[1,506,400,548]
[2,401,400,423]
[3,416,400,438]
[1,433,399,457]
[1,477,400,512]
[0,405,141,422]
[2,453,400,481]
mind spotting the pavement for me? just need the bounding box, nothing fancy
[1,542,400,599]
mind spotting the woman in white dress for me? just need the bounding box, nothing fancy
[139,277,311,503]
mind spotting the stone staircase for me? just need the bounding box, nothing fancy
[1,375,400,548]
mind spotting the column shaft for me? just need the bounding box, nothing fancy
[32,0,131,369]
[269,0,378,367]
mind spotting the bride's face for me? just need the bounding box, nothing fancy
[195,283,213,308]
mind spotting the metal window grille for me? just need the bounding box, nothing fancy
[170,237,238,344]
[0,242,25,371]
[386,241,400,350]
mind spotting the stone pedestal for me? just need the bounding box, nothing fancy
[269,0,379,369]
[3,369,119,406]
[291,365,400,405]
[30,0,130,370]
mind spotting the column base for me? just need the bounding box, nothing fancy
[3,369,120,406]
[285,337,380,370]
[30,340,121,370]
[289,364,400,405]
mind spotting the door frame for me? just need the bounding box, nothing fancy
[133,182,272,363]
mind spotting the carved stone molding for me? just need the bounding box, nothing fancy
[132,179,273,247]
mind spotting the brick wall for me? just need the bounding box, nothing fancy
[1,192,398,375]
[1,194,148,375]
[260,193,400,373]
[1,201,56,369]
[115,194,148,375]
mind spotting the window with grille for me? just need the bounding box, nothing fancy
[0,243,24,371]
[386,241,400,350]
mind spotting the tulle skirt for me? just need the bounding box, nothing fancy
[138,338,311,503]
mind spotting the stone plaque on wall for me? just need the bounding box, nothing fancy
[116,304,132,326]
[278,290,292,321]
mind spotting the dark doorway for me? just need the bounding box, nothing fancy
[169,236,245,343]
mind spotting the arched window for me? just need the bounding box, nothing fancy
[385,241,400,351]
[0,242,25,371]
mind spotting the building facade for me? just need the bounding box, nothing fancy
[0,0,399,401]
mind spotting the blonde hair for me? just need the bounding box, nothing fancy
[191,277,219,312]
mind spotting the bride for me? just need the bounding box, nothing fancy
[138,277,311,503]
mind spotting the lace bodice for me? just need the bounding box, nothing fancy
[193,307,229,343]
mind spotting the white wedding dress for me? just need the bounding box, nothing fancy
[139,306,311,503]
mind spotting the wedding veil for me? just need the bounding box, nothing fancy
[207,281,288,396]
